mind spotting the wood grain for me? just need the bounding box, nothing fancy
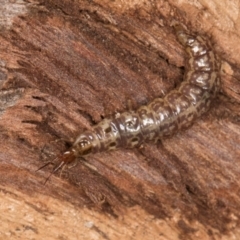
[0,0,240,239]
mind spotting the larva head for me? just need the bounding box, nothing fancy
[36,148,77,185]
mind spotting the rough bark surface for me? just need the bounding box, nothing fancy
[0,0,240,239]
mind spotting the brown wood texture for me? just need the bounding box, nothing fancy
[0,0,240,239]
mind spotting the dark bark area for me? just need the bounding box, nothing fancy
[0,0,240,239]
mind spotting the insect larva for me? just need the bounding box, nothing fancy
[39,24,221,183]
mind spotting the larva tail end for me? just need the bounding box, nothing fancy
[170,20,184,31]
[170,21,192,47]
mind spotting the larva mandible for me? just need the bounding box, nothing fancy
[39,24,221,182]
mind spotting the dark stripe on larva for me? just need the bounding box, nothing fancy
[39,24,221,182]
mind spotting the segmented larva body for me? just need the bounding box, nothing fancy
[40,25,221,180]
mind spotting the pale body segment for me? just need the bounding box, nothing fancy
[39,25,221,181]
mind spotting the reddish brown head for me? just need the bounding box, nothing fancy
[37,148,76,185]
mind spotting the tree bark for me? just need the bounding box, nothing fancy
[0,0,239,239]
